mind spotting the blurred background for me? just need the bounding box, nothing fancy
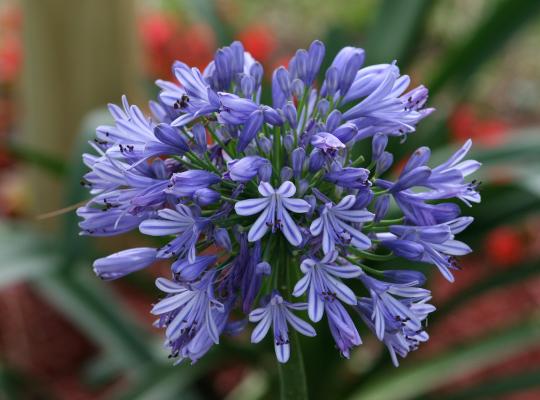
[1,0,540,399]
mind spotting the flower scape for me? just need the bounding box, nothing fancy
[78,40,480,366]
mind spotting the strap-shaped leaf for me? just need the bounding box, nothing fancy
[429,0,540,95]
[348,318,540,400]
[364,0,435,68]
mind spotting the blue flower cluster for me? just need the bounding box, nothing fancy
[79,40,480,366]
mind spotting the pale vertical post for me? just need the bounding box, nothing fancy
[20,0,141,217]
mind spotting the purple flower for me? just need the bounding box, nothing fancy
[227,156,271,182]
[423,139,481,205]
[93,247,157,280]
[219,93,282,126]
[167,170,221,197]
[358,270,432,340]
[379,217,473,281]
[213,228,232,252]
[342,64,434,139]
[342,63,398,104]
[172,255,217,281]
[78,158,172,235]
[193,188,220,206]
[325,300,362,358]
[310,195,373,254]
[249,292,316,363]
[77,204,148,237]
[237,109,264,151]
[293,251,361,322]
[291,147,306,178]
[356,295,434,366]
[311,132,345,154]
[331,122,357,144]
[283,102,298,128]
[145,123,190,158]
[242,241,271,313]
[322,46,365,97]
[308,149,325,172]
[324,166,370,189]
[169,62,221,127]
[381,141,481,208]
[287,40,326,90]
[96,96,154,150]
[80,39,480,367]
[139,204,210,262]
[152,272,225,363]
[372,132,388,162]
[234,181,310,246]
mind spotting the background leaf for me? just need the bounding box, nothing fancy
[348,318,540,400]
[364,0,435,68]
[428,0,540,95]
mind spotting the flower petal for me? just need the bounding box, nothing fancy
[139,219,187,236]
[155,277,184,293]
[310,216,324,236]
[248,204,272,242]
[279,206,303,246]
[251,314,272,343]
[308,284,324,322]
[276,181,296,197]
[258,181,275,197]
[275,340,290,363]
[293,274,310,297]
[235,197,270,216]
[284,309,316,337]
[282,197,311,213]
[151,291,192,315]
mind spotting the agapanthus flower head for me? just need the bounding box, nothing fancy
[80,39,480,366]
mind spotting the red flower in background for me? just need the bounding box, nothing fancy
[0,35,21,82]
[237,24,277,65]
[139,12,215,79]
[0,4,22,82]
[449,104,509,147]
[485,226,525,267]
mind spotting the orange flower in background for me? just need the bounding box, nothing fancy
[449,104,509,147]
[237,24,277,65]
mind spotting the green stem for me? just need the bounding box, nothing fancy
[344,256,385,277]
[348,248,395,261]
[277,330,308,400]
[276,238,308,400]
[272,126,282,185]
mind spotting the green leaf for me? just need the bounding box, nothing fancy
[433,259,540,323]
[182,0,232,46]
[7,140,67,177]
[0,363,49,400]
[429,0,540,95]
[430,128,540,165]
[0,223,59,288]
[277,330,308,400]
[34,267,158,376]
[81,354,124,388]
[364,0,435,68]
[462,185,539,239]
[433,368,540,400]
[348,318,540,400]
[112,364,200,400]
